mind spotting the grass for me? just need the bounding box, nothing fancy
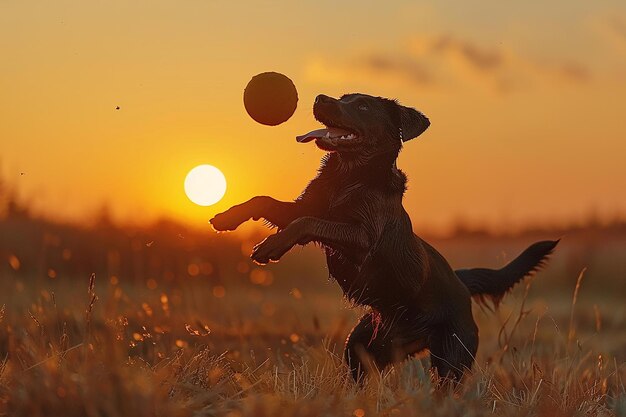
[0,211,624,416]
[0,264,624,417]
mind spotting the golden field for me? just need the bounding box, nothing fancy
[0,200,624,416]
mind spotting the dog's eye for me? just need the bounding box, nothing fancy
[358,104,369,111]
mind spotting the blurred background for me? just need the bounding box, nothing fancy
[1,0,625,363]
[2,1,626,231]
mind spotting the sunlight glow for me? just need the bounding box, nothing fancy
[184,165,227,206]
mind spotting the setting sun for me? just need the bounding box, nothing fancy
[184,165,227,206]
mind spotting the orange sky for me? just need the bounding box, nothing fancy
[1,1,626,234]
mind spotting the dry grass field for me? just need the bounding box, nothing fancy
[0,213,624,416]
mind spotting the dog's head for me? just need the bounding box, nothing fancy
[296,93,430,159]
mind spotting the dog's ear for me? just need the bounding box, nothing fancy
[399,105,430,142]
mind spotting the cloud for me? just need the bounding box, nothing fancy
[607,16,626,41]
[358,54,435,86]
[556,63,592,82]
[427,35,504,71]
[306,33,592,95]
[304,52,439,91]
[594,14,626,53]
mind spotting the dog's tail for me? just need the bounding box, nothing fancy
[455,240,559,309]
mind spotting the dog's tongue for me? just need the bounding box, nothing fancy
[296,129,327,143]
[296,127,352,143]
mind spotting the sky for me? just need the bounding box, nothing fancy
[1,0,626,234]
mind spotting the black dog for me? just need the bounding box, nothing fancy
[210,93,558,382]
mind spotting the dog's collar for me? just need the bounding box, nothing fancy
[399,127,404,142]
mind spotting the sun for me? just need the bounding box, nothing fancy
[184,165,227,206]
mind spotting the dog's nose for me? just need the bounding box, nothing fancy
[315,94,332,105]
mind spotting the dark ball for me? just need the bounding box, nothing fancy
[243,72,298,126]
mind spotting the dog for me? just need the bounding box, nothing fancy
[210,93,558,383]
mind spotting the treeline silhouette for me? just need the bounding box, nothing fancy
[0,174,249,285]
[2,171,625,293]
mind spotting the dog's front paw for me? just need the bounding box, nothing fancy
[250,234,291,265]
[210,209,245,232]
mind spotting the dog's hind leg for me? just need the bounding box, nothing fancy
[428,323,478,382]
[344,312,395,383]
[345,312,431,383]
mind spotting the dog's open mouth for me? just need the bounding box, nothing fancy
[296,126,359,144]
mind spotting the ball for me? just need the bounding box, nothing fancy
[243,72,298,126]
